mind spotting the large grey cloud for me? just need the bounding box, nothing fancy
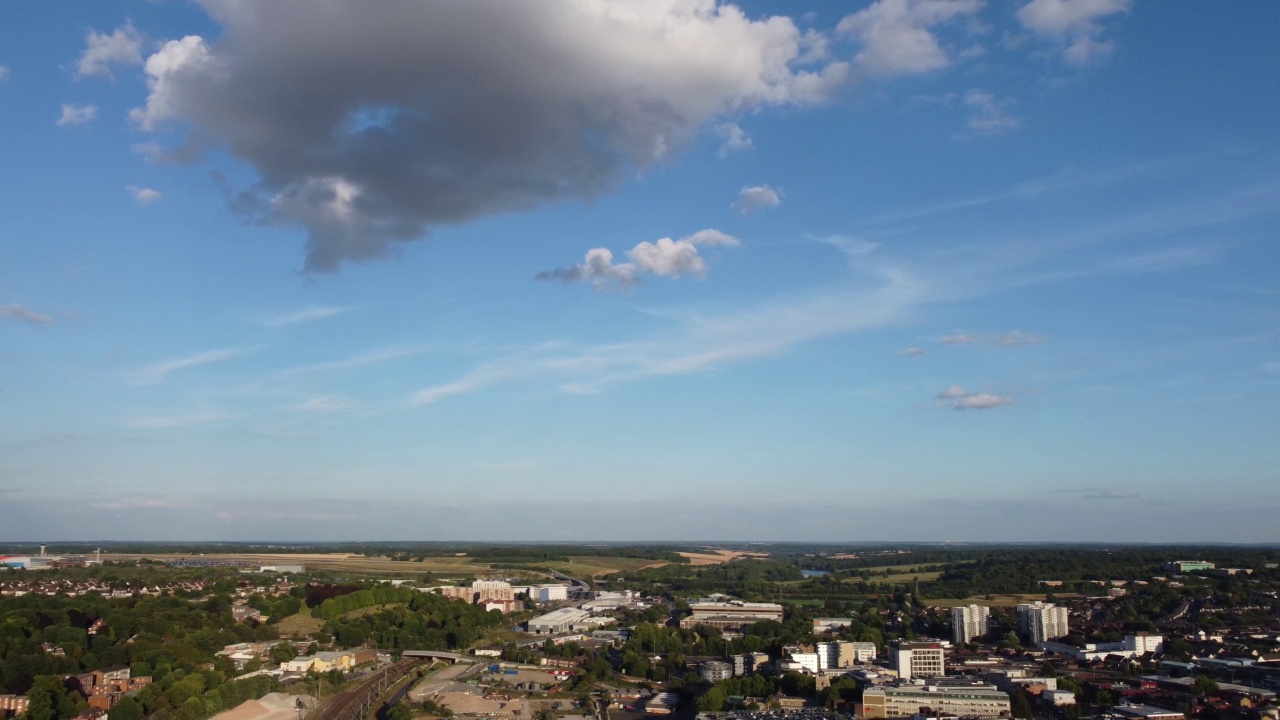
[133,0,849,271]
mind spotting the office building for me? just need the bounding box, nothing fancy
[951,605,991,644]
[1017,602,1069,644]
[862,683,1011,719]
[894,641,946,680]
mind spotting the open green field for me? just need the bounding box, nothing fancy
[862,562,950,573]
[276,608,325,637]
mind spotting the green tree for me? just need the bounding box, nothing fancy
[697,686,726,713]
[1193,676,1220,695]
[26,676,85,720]
[1010,689,1034,720]
[111,696,144,720]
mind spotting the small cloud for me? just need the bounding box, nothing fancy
[1017,0,1131,66]
[126,186,162,205]
[952,392,1015,410]
[837,0,983,78]
[731,185,782,214]
[958,43,988,59]
[941,331,1043,346]
[716,122,753,157]
[961,90,1022,136]
[0,66,9,83]
[76,23,144,79]
[262,306,352,327]
[129,347,259,385]
[1,304,55,325]
[936,385,1016,409]
[536,229,740,291]
[899,347,925,356]
[56,103,97,127]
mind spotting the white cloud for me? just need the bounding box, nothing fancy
[537,229,740,291]
[56,103,97,127]
[936,384,969,399]
[1,304,55,325]
[76,23,145,79]
[731,185,782,214]
[716,122,754,157]
[962,89,1022,136]
[262,306,353,327]
[0,66,9,82]
[837,0,983,78]
[130,1,850,271]
[126,186,162,205]
[941,331,1043,346]
[128,347,259,385]
[1017,0,1130,66]
[952,392,1015,409]
[900,347,925,356]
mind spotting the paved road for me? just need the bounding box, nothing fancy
[407,661,483,700]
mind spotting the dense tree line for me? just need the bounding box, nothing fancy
[320,591,502,651]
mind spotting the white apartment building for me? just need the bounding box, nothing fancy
[473,579,511,591]
[894,641,946,680]
[951,605,991,644]
[1017,602,1069,644]
[537,585,569,602]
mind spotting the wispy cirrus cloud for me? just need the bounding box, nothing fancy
[941,331,1044,346]
[291,395,358,413]
[126,411,229,428]
[418,257,935,405]
[129,347,260,385]
[262,305,355,327]
[1,304,55,325]
[278,345,426,376]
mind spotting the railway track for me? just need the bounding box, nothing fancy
[311,660,425,720]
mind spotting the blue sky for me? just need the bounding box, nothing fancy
[1,0,1277,542]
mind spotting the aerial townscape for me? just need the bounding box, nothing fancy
[1,545,1279,720]
[2,4,1278,720]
